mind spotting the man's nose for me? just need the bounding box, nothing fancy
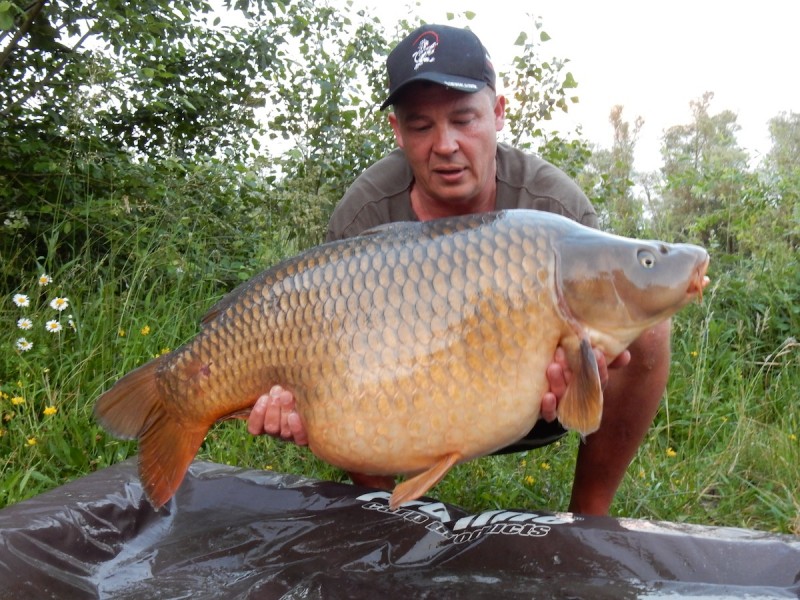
[432,125,458,154]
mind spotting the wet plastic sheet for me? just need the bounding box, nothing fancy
[0,460,798,599]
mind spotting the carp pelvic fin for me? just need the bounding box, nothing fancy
[557,336,603,436]
[389,452,462,509]
[94,357,208,510]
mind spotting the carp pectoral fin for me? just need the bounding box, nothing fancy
[94,357,209,510]
[389,452,462,509]
[557,336,603,436]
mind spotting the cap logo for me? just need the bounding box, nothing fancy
[411,31,439,71]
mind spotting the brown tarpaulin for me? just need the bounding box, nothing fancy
[0,459,798,599]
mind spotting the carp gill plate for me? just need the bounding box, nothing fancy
[94,209,710,509]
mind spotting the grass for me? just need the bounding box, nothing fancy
[1,216,798,536]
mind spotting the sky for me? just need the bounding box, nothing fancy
[349,0,799,171]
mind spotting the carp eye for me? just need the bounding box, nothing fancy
[638,249,656,269]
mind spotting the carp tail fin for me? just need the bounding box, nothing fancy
[94,358,207,510]
[389,452,461,509]
[557,336,603,436]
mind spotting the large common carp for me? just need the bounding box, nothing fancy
[95,209,710,510]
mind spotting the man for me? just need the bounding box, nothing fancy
[247,24,671,516]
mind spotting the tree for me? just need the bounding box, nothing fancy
[750,111,800,254]
[1,0,287,280]
[0,0,393,284]
[1,1,587,288]
[500,17,590,178]
[577,105,644,235]
[658,92,750,251]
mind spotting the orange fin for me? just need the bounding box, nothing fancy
[389,452,461,509]
[94,358,165,439]
[94,357,209,509]
[557,336,603,436]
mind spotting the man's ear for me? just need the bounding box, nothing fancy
[388,112,404,149]
[494,94,506,132]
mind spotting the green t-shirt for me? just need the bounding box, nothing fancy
[326,142,597,242]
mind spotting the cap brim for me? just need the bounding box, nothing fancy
[380,73,488,110]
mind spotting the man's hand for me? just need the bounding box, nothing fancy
[248,347,632,440]
[247,385,308,445]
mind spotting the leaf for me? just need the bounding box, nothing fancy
[0,1,15,31]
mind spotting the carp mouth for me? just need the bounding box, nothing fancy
[688,255,711,301]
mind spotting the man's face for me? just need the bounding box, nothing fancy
[389,85,505,213]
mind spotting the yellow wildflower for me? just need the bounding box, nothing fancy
[140,325,151,336]
[666,447,677,458]
[118,329,126,337]
[43,406,57,416]
[11,396,25,406]
[540,462,551,471]
[524,475,535,485]
[690,351,698,357]
[790,434,797,442]
[27,437,37,446]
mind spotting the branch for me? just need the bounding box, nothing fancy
[0,28,92,117]
[0,0,46,71]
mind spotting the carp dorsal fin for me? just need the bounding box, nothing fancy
[388,452,462,509]
[200,277,257,327]
[359,221,417,237]
[360,212,505,239]
[556,336,603,436]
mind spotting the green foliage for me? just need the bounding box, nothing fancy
[496,16,592,186]
[658,92,751,250]
[578,105,645,235]
[502,17,579,148]
[622,252,799,532]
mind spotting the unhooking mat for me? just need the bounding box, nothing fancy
[0,459,798,599]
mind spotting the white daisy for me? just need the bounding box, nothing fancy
[45,320,63,333]
[17,317,33,330]
[38,274,53,286]
[15,338,33,352]
[49,297,69,311]
[13,294,30,308]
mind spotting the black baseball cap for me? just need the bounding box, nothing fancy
[380,24,496,110]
